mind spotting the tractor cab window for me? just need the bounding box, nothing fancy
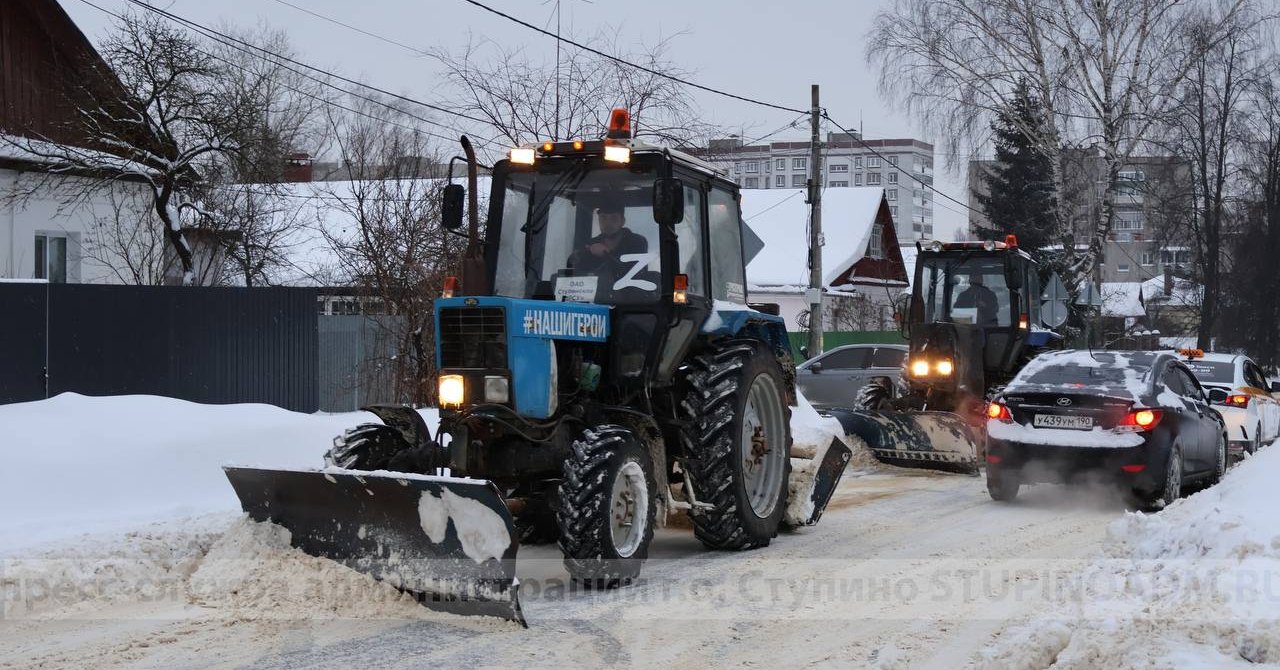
[494,165,661,305]
[708,187,747,303]
[678,184,707,296]
[921,256,1012,328]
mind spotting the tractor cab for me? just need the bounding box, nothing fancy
[905,237,1059,405]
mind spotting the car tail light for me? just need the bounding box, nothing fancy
[986,454,1002,464]
[1226,394,1251,407]
[986,402,1012,423]
[1120,464,1146,473]
[1119,408,1163,431]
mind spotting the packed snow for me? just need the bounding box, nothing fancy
[987,420,1145,448]
[981,440,1280,668]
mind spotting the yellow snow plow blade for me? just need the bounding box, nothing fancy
[828,409,980,474]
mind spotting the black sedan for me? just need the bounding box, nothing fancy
[985,350,1227,508]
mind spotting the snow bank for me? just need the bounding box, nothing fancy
[0,393,383,554]
[980,441,1280,668]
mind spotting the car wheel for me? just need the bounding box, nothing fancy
[1208,433,1227,486]
[986,468,1020,502]
[1250,425,1262,455]
[1132,447,1183,511]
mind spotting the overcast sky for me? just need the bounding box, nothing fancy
[63,0,972,239]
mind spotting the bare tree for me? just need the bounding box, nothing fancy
[869,0,1251,288]
[433,30,716,148]
[3,12,262,285]
[317,98,458,403]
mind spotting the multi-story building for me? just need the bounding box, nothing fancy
[967,150,1193,283]
[695,132,937,243]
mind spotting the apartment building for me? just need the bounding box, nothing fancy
[695,132,937,243]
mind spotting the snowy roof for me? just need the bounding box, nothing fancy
[741,187,887,289]
[1141,274,1201,307]
[1100,282,1145,318]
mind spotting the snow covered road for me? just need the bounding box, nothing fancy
[2,467,1124,668]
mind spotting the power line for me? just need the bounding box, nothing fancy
[75,0,489,152]
[822,112,978,215]
[268,0,426,55]
[460,0,807,115]
[120,0,494,132]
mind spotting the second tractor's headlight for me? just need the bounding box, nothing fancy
[438,374,465,407]
[603,145,631,163]
[910,359,930,377]
[483,375,509,403]
[935,359,954,376]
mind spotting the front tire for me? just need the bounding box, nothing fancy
[325,423,427,472]
[681,340,792,550]
[557,425,656,588]
[857,376,895,411]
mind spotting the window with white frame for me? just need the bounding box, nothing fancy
[868,156,882,168]
[854,156,863,168]
[745,177,758,188]
[869,223,883,258]
[890,205,898,217]
[34,234,68,283]
[828,180,849,187]
[1141,251,1155,266]
[888,156,898,165]
[867,173,882,185]
[775,158,786,170]
[887,172,897,184]
[830,163,849,173]
[886,188,897,200]
[792,157,806,170]
[854,174,863,186]
[745,161,759,173]
[1115,210,1144,230]
[792,174,806,187]
[775,175,786,187]
[1117,263,1130,273]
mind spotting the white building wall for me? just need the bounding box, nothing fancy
[1,168,152,284]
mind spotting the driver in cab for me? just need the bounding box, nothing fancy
[572,203,648,274]
[954,271,1000,327]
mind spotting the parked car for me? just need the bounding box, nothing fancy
[985,350,1227,508]
[796,344,908,410]
[1180,350,1280,457]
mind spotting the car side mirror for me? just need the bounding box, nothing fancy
[1271,381,1280,393]
[442,183,465,230]
[1208,388,1229,404]
[653,177,684,226]
[809,361,823,373]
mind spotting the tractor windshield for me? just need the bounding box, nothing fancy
[920,255,1012,327]
[493,163,661,305]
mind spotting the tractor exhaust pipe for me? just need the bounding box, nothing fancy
[459,135,488,295]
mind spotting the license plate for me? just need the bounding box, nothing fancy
[1034,414,1093,430]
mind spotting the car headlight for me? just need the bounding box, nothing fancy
[910,359,930,377]
[484,375,509,403]
[438,374,465,407]
[935,359,954,376]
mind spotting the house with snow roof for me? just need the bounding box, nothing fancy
[742,187,909,333]
[1100,273,1203,346]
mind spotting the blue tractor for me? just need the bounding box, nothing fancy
[225,109,851,625]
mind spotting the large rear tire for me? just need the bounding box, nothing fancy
[857,376,895,411]
[680,340,792,550]
[557,425,656,588]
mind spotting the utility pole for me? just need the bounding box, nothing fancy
[806,84,824,358]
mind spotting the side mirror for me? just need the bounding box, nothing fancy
[809,361,823,373]
[442,183,465,230]
[1208,388,1229,404]
[799,346,810,360]
[1270,381,1280,393]
[653,177,684,226]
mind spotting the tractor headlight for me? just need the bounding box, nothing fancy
[509,147,536,165]
[438,374,466,407]
[935,359,954,376]
[483,375,509,404]
[910,359,930,377]
[603,145,631,163]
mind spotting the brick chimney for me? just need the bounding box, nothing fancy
[1163,266,1173,296]
[282,152,313,182]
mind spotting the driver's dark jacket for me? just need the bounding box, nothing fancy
[574,228,648,273]
[954,285,999,326]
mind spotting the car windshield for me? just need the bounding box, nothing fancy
[493,163,661,305]
[1183,360,1235,384]
[920,255,1011,327]
[1010,351,1157,394]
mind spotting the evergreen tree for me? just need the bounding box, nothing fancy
[975,82,1058,252]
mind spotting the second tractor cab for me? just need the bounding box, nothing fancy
[833,236,1066,472]
[223,108,853,625]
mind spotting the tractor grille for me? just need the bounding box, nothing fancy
[439,307,507,368]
